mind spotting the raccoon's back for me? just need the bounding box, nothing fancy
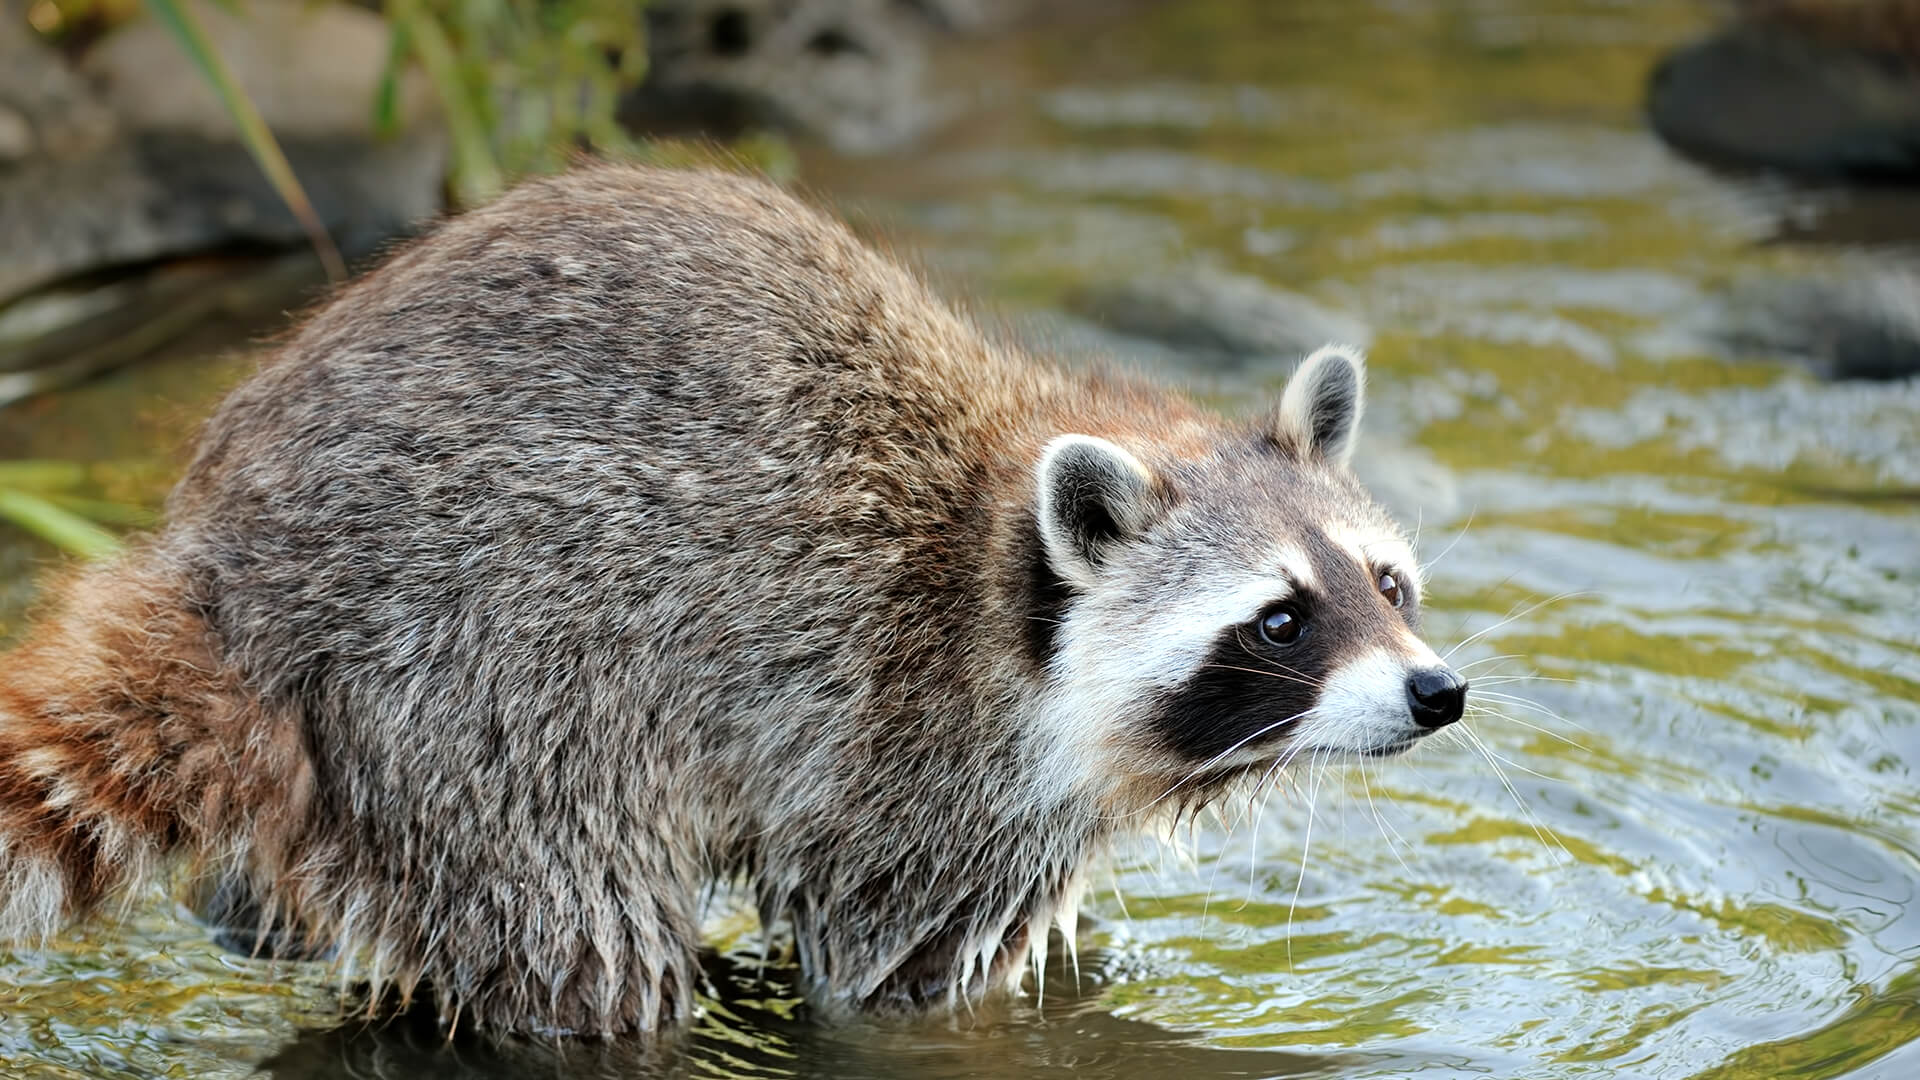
[162,166,1038,754]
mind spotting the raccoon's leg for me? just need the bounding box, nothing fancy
[386,832,704,1036]
[0,550,313,942]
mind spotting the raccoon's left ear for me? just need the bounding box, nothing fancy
[1271,344,1366,468]
[1035,434,1167,587]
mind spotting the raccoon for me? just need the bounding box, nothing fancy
[0,165,1467,1037]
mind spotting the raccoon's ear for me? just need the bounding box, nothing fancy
[1035,434,1165,586]
[1272,344,1366,468]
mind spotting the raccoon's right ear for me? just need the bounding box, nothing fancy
[1271,343,1366,468]
[1035,434,1166,587]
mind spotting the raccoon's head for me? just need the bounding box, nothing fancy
[1032,345,1467,802]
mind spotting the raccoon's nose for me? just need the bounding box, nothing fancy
[1406,669,1467,729]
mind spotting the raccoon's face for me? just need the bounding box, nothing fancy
[1033,346,1467,796]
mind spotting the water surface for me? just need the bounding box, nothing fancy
[3,2,1918,1078]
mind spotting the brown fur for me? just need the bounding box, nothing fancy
[0,552,310,927]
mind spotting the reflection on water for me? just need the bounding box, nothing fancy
[3,1,1919,1078]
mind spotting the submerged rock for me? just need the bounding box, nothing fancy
[1069,266,1373,371]
[998,294,1446,527]
[1648,8,1920,180]
[1711,264,1920,380]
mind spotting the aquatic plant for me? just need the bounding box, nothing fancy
[29,0,654,273]
[0,462,138,558]
[380,0,652,205]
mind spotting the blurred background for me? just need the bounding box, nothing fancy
[2,1,1918,1078]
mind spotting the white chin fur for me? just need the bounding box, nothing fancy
[1292,648,1425,755]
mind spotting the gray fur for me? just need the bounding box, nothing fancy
[2,166,1441,1037]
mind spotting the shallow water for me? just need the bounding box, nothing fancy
[4,1,1919,1078]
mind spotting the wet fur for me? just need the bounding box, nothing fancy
[0,165,1412,1036]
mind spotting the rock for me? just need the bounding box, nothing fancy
[0,104,30,162]
[0,23,118,163]
[630,0,942,152]
[1648,17,1920,179]
[1067,265,1373,371]
[0,252,324,405]
[1710,263,1920,380]
[627,0,1051,152]
[0,2,447,308]
[82,0,440,143]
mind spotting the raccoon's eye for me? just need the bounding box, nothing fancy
[1258,605,1305,647]
[1378,571,1404,609]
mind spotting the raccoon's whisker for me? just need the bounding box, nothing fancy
[1242,768,1282,913]
[1441,590,1594,662]
[1468,708,1592,755]
[1197,663,1324,689]
[1236,745,1297,895]
[1465,740,1562,784]
[1244,738,1309,895]
[1230,635,1331,688]
[1285,750,1327,970]
[1445,569,1525,648]
[1419,508,1476,572]
[1471,688,1574,706]
[1468,691,1592,737]
[1466,699,1574,737]
[1108,861,1133,924]
[1453,653,1530,672]
[1360,758,1415,878]
[1468,674,1578,687]
[1110,709,1313,820]
[1267,731,1313,782]
[1201,824,1231,919]
[1460,725,1569,866]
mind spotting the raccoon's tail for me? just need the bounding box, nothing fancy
[0,549,312,942]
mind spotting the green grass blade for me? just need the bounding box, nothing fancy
[0,489,123,559]
[372,18,413,138]
[42,495,160,529]
[0,461,89,492]
[387,0,505,205]
[142,0,348,281]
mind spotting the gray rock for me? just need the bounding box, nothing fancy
[631,0,942,152]
[0,22,118,163]
[81,0,440,143]
[0,104,34,163]
[1,1,447,308]
[628,0,1049,152]
[1068,265,1373,371]
[1648,21,1920,179]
